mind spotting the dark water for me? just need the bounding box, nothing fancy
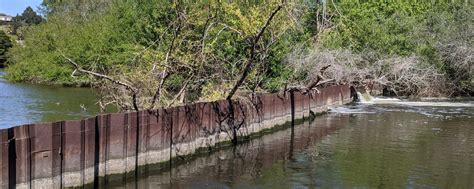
[107,100,474,189]
[0,70,102,128]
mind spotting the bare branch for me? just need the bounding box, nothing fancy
[62,55,140,111]
[149,13,183,109]
[166,75,193,108]
[226,5,283,100]
[305,64,331,89]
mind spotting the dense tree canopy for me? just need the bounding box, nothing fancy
[312,1,473,96]
[4,0,473,110]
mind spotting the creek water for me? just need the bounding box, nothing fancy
[0,70,102,128]
[100,96,473,189]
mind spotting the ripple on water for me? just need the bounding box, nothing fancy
[0,70,103,128]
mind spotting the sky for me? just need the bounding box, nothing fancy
[0,0,43,16]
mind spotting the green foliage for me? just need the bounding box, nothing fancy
[6,3,138,85]
[0,30,12,64]
[6,1,308,92]
[19,7,43,25]
[4,0,473,97]
[317,1,472,55]
[313,1,473,95]
[319,1,430,55]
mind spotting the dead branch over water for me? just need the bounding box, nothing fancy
[226,5,283,100]
[287,47,458,97]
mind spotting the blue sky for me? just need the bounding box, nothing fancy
[0,0,43,16]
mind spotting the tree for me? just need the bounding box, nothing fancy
[6,1,309,111]
[11,6,43,37]
[292,1,473,97]
[21,7,43,25]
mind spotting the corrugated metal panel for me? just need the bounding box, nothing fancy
[0,85,353,188]
[0,129,8,188]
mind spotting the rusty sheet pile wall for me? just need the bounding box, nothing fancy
[0,85,352,188]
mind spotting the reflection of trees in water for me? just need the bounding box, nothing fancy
[108,115,349,188]
[27,87,101,123]
[98,107,474,188]
[0,79,103,127]
[327,110,474,188]
[411,116,474,188]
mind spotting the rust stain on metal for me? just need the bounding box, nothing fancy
[0,85,353,188]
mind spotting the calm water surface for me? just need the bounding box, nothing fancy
[107,100,474,189]
[0,70,102,128]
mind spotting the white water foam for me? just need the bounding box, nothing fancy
[357,92,401,104]
[356,92,474,108]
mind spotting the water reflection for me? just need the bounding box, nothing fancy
[99,114,348,189]
[0,70,102,128]
[325,105,474,188]
[104,101,473,189]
